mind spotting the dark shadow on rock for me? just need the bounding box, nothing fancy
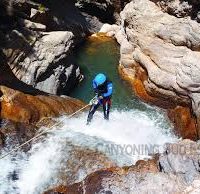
[32,0,91,34]
[0,0,91,96]
[0,1,43,95]
[0,52,47,96]
[76,0,131,24]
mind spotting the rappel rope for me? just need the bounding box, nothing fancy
[0,96,97,160]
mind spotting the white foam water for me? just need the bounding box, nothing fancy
[0,109,178,194]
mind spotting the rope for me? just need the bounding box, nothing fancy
[0,97,95,160]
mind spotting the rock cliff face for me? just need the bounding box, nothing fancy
[100,0,200,139]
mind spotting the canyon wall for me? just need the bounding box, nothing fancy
[100,0,200,139]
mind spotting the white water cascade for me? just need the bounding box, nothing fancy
[0,108,178,194]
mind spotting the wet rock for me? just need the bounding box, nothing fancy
[159,139,200,183]
[119,58,194,147]
[44,158,187,194]
[168,106,197,140]
[0,85,85,150]
[0,86,85,124]
[56,142,117,186]
[0,121,36,151]
[185,179,200,193]
[100,0,200,139]
[0,131,5,147]
[44,140,200,193]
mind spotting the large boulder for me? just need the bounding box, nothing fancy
[4,30,82,95]
[159,139,200,183]
[100,0,200,138]
[54,142,116,187]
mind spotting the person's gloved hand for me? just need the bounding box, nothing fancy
[98,95,104,100]
[89,96,99,105]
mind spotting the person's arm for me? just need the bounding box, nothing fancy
[103,82,113,97]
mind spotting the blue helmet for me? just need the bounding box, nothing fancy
[94,73,106,86]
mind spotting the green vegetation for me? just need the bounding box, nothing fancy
[38,4,46,13]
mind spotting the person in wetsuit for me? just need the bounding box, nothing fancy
[87,73,113,124]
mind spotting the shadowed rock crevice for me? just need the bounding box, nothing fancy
[76,1,116,24]
[75,0,130,24]
[0,56,46,96]
[33,0,91,33]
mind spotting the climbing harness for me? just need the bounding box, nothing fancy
[0,96,96,160]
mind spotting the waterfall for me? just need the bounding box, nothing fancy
[0,108,177,194]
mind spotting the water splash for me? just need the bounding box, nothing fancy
[0,109,178,194]
[62,109,177,164]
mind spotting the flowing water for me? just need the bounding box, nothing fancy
[0,36,178,194]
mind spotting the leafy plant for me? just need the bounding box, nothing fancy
[38,4,46,13]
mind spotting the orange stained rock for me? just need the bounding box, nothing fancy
[0,86,85,125]
[119,64,157,104]
[89,32,114,41]
[119,63,198,140]
[44,158,159,194]
[43,159,158,194]
[85,34,117,55]
[168,106,198,140]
